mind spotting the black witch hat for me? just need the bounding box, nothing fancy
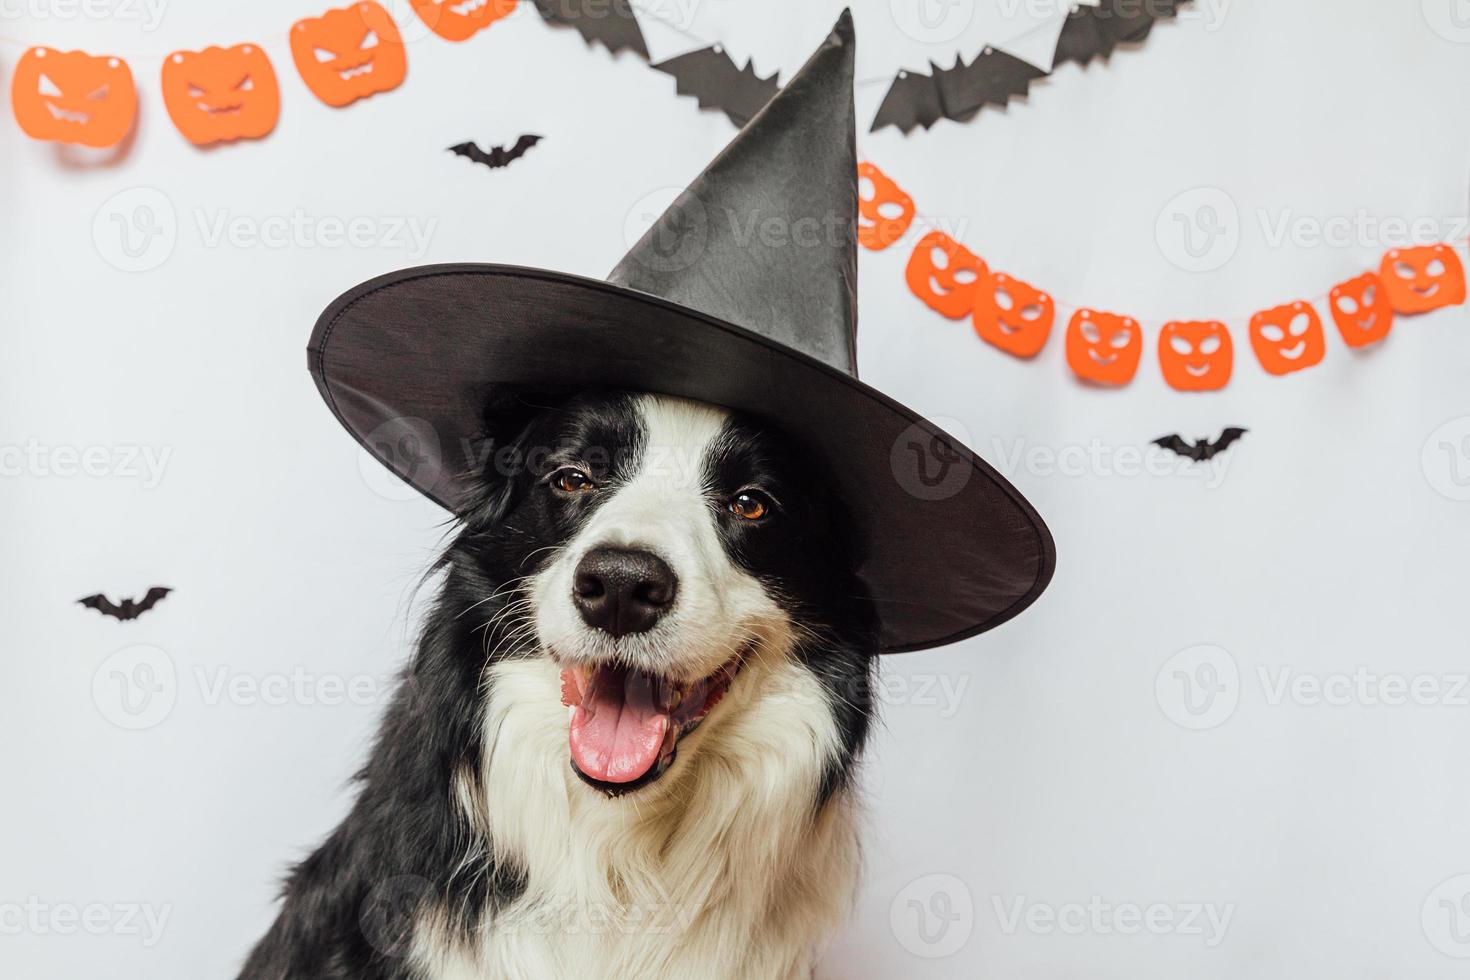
[307,11,1054,653]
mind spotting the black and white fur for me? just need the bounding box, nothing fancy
[239,391,879,979]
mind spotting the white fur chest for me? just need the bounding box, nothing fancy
[413,657,861,980]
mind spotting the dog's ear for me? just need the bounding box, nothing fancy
[461,385,574,523]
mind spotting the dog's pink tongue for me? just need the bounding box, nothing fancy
[567,667,669,784]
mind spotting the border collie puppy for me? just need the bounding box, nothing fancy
[240,389,878,979]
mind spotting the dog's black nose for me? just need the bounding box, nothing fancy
[572,547,677,637]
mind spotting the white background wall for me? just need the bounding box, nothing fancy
[4,1,1470,977]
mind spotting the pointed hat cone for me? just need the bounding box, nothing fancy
[609,10,858,373]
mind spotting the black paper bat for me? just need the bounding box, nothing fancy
[448,134,543,170]
[78,587,172,622]
[1152,428,1247,462]
[532,0,648,58]
[1054,0,1192,69]
[653,45,780,127]
[871,47,1047,134]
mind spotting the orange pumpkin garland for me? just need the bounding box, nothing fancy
[856,162,914,251]
[1248,301,1325,376]
[972,271,1055,358]
[1378,244,1466,314]
[11,47,136,148]
[1065,309,1141,385]
[1327,272,1393,348]
[1158,320,1232,392]
[291,1,407,107]
[409,0,517,41]
[904,231,987,319]
[161,44,280,145]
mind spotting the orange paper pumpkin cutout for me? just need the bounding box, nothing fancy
[972,272,1054,358]
[161,45,280,145]
[1249,301,1325,376]
[1065,309,1141,386]
[857,162,914,251]
[1158,320,1232,391]
[905,232,987,319]
[410,0,516,41]
[1379,244,1466,314]
[291,1,406,107]
[1328,272,1393,348]
[11,47,136,148]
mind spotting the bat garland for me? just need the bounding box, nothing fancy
[448,134,543,170]
[1053,0,1190,68]
[871,0,1194,133]
[531,0,649,58]
[872,48,1046,135]
[9,0,1196,150]
[529,2,780,127]
[78,587,172,622]
[544,0,1191,134]
[652,46,779,128]
[1152,428,1247,462]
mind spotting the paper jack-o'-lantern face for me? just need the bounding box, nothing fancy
[161,45,280,145]
[857,162,914,251]
[905,232,987,319]
[1328,272,1393,348]
[11,47,136,148]
[291,2,407,107]
[410,0,516,41]
[1065,309,1141,385]
[972,272,1054,358]
[1249,301,1324,376]
[1379,245,1466,314]
[1158,320,1232,391]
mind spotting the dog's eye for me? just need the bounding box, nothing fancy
[728,490,771,521]
[551,468,595,494]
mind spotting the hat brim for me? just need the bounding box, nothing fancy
[308,263,1055,653]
